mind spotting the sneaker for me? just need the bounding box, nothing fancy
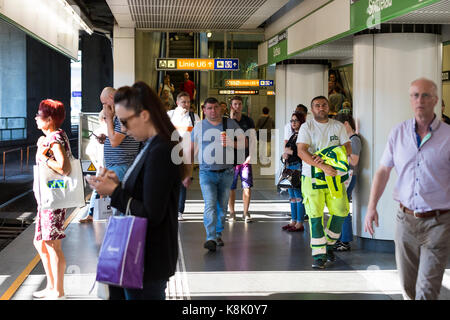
[216,238,224,247]
[32,288,51,299]
[335,241,351,252]
[79,215,93,223]
[228,212,236,222]
[327,249,336,262]
[178,213,184,221]
[312,259,326,269]
[42,293,66,300]
[203,240,216,252]
[244,213,253,223]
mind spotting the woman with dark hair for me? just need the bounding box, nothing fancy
[33,99,71,300]
[87,81,188,300]
[333,111,361,251]
[281,112,306,232]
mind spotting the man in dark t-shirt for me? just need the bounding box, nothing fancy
[227,96,256,223]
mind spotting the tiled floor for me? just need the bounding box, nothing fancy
[3,164,450,300]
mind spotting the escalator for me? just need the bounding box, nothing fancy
[328,65,353,115]
[159,32,197,108]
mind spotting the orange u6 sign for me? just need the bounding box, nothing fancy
[224,79,274,87]
[156,58,239,71]
[177,59,215,70]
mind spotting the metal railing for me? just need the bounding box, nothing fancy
[1,137,78,181]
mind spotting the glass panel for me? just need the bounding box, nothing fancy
[7,118,25,129]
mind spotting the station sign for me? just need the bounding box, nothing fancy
[224,79,274,87]
[219,89,259,95]
[350,0,441,31]
[268,31,287,65]
[156,58,239,71]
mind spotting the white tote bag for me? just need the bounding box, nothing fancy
[33,158,86,210]
[93,197,113,221]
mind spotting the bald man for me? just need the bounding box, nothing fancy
[79,87,140,224]
[365,78,450,300]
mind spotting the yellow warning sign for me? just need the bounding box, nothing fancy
[87,163,96,172]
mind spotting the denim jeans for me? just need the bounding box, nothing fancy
[124,278,168,300]
[340,175,356,243]
[199,168,234,241]
[88,163,130,216]
[286,162,305,223]
[178,183,187,214]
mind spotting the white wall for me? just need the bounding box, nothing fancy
[287,0,350,56]
[353,33,442,240]
[264,0,330,40]
[274,64,327,182]
[113,24,135,89]
[0,0,80,59]
[258,41,268,66]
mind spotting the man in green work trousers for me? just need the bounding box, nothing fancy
[297,96,352,269]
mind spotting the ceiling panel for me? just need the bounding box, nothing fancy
[106,0,288,30]
[289,36,354,60]
[390,0,450,24]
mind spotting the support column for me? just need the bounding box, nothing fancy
[353,33,442,241]
[113,24,135,88]
[274,63,328,181]
[81,33,113,112]
[199,32,209,110]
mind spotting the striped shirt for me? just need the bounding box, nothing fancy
[103,117,140,168]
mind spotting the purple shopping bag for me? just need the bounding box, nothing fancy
[96,198,147,289]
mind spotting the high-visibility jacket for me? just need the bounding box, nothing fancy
[310,145,349,198]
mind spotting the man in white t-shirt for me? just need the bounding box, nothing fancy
[168,91,200,221]
[297,96,351,269]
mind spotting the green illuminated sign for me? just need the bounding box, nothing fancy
[350,0,442,32]
[267,31,288,65]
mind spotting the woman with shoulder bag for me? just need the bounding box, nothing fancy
[88,81,188,300]
[281,112,306,232]
[33,99,72,300]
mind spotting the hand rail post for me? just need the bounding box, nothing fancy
[3,151,5,181]
[26,146,30,171]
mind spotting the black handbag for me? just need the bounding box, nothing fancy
[277,162,301,189]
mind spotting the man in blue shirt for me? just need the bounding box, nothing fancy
[188,97,244,251]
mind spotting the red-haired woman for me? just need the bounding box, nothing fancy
[33,99,71,300]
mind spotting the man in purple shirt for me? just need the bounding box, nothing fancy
[365,78,450,300]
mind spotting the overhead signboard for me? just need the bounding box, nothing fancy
[224,79,274,87]
[156,58,239,71]
[350,0,441,31]
[219,89,259,95]
[267,31,288,65]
